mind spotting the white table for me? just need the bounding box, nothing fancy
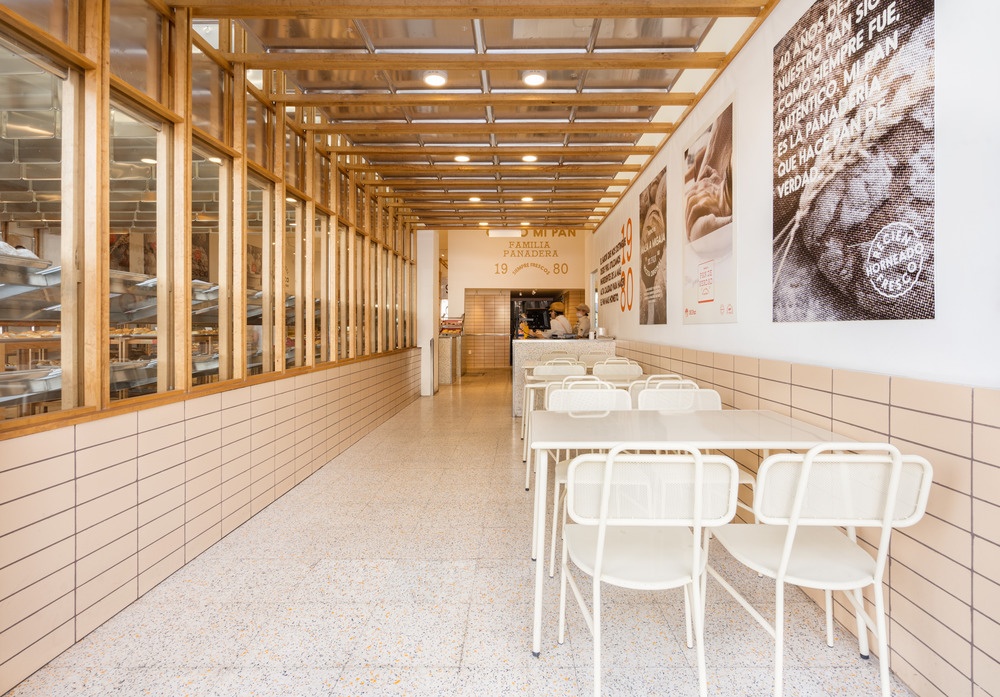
[521,377,639,468]
[527,408,853,656]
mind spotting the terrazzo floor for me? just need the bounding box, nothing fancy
[6,369,916,696]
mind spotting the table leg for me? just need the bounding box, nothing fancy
[532,446,549,656]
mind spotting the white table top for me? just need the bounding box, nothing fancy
[529,408,849,451]
[526,408,853,656]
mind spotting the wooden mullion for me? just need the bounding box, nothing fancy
[172,8,193,391]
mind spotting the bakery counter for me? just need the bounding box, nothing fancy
[511,338,616,417]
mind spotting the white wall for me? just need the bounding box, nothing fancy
[590,0,1000,389]
[416,229,439,395]
[447,229,586,316]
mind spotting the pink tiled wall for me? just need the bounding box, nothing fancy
[0,350,420,694]
[463,290,512,371]
[615,339,999,697]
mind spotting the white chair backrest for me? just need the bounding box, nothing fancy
[543,377,614,406]
[595,357,632,366]
[754,443,933,528]
[566,446,738,527]
[627,374,696,406]
[755,442,932,581]
[637,386,722,412]
[592,360,642,380]
[560,375,616,390]
[540,351,575,363]
[578,352,612,367]
[546,387,631,414]
[531,363,586,379]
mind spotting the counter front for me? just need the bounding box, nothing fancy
[511,338,616,416]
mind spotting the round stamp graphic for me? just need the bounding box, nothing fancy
[864,222,928,299]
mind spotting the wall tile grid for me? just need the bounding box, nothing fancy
[616,339,997,697]
[462,290,512,371]
[0,349,420,694]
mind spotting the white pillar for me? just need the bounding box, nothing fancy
[416,229,440,396]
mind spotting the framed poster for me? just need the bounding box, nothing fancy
[639,168,667,324]
[682,103,736,323]
[772,0,935,321]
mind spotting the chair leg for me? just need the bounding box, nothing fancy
[522,393,532,489]
[593,579,602,697]
[548,483,565,578]
[524,444,532,491]
[825,589,834,647]
[691,579,708,697]
[852,587,871,659]
[774,582,785,697]
[682,585,693,648]
[558,544,569,644]
[873,584,891,697]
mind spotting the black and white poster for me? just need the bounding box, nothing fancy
[639,168,667,324]
[772,0,935,321]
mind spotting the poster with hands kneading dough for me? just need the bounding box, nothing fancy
[682,103,737,324]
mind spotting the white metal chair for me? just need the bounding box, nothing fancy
[559,445,740,697]
[592,358,642,382]
[546,386,632,577]
[539,351,575,363]
[634,385,756,520]
[636,385,723,411]
[626,374,695,407]
[707,443,933,697]
[579,351,613,367]
[522,361,588,486]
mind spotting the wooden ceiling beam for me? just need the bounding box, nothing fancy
[327,145,655,157]
[176,1,765,20]
[373,190,618,200]
[357,177,631,188]
[282,92,696,109]
[227,50,724,72]
[312,122,672,135]
[346,163,641,175]
[390,201,609,209]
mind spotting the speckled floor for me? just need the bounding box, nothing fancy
[5,370,915,697]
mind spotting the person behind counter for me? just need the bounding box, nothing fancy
[574,303,591,338]
[533,301,573,338]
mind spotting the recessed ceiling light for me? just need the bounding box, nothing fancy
[208,156,222,164]
[140,158,157,165]
[521,221,531,226]
[479,221,489,227]
[423,70,448,87]
[469,196,481,202]
[522,154,538,163]
[521,196,534,202]
[522,69,547,87]
[454,154,470,162]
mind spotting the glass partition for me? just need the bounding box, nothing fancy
[336,222,349,359]
[108,105,165,400]
[190,144,225,385]
[283,197,302,367]
[2,1,69,42]
[354,232,365,356]
[246,91,272,169]
[109,0,165,103]
[246,177,272,375]
[0,38,70,421]
[191,33,228,142]
[313,213,326,362]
